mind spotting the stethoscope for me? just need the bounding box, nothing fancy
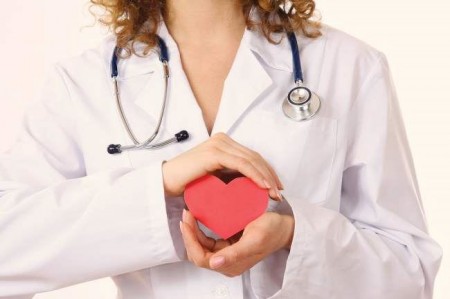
[107,31,321,155]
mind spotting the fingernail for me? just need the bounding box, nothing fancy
[210,256,225,269]
[182,209,187,222]
[263,179,271,189]
[277,189,283,201]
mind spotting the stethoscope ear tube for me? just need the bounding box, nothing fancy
[286,31,303,83]
[282,31,321,121]
[107,130,190,154]
[156,36,169,62]
[111,47,119,78]
[107,37,190,155]
[107,144,122,154]
[107,31,322,155]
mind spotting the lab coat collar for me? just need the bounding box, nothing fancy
[209,26,273,136]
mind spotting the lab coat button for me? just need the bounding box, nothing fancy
[213,284,230,298]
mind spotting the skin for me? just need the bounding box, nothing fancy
[163,0,247,139]
[161,0,296,277]
[180,209,295,277]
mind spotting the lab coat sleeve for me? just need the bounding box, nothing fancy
[0,65,180,297]
[277,54,442,299]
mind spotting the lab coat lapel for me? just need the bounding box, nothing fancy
[120,24,178,138]
[209,29,273,135]
[130,58,172,129]
[113,57,177,145]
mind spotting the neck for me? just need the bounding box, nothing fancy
[163,0,247,46]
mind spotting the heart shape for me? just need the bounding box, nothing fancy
[184,174,269,239]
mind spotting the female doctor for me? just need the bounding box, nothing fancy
[0,0,442,298]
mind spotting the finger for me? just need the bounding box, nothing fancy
[212,149,268,190]
[208,237,254,270]
[214,254,260,278]
[213,136,282,200]
[214,137,278,189]
[221,137,284,190]
[184,210,231,251]
[213,147,281,200]
[214,239,232,251]
[183,209,216,250]
[180,221,211,268]
[264,163,284,190]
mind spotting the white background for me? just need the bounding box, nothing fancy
[0,0,449,298]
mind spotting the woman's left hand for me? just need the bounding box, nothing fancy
[180,209,295,277]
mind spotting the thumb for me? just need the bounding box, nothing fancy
[209,239,252,269]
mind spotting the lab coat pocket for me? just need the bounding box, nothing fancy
[237,111,338,206]
[285,116,338,205]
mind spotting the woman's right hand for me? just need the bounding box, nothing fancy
[162,132,284,200]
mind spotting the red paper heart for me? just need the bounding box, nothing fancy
[184,174,269,239]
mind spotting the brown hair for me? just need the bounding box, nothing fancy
[90,0,321,57]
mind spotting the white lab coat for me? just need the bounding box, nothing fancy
[0,14,442,299]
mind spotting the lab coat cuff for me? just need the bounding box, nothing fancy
[275,196,330,297]
[142,159,181,265]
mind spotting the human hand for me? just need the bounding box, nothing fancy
[179,209,295,277]
[162,132,283,199]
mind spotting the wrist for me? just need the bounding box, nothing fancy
[162,160,178,197]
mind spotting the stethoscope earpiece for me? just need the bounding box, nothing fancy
[175,130,189,142]
[107,130,190,155]
[107,144,122,155]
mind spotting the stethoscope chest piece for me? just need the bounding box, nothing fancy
[282,84,321,121]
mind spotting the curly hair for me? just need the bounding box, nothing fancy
[90,0,321,57]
